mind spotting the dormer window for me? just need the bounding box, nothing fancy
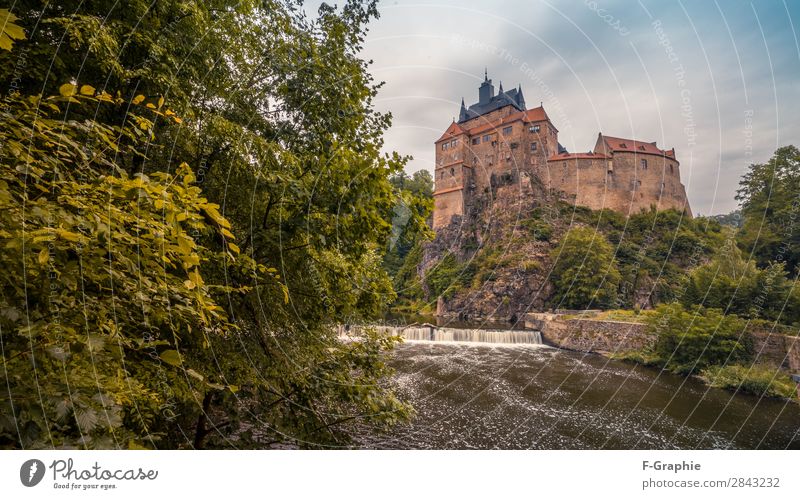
[529,125,540,133]
[638,145,645,151]
[619,143,627,148]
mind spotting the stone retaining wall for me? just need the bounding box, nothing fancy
[526,312,651,353]
[525,312,800,373]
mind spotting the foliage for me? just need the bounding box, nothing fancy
[549,227,621,309]
[682,238,800,324]
[384,170,434,279]
[646,303,750,375]
[552,203,724,307]
[1,1,413,449]
[0,91,247,448]
[700,364,798,399]
[0,9,25,51]
[737,146,800,275]
[710,210,743,228]
[424,253,473,299]
[519,217,553,241]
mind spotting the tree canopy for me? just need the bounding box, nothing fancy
[1,0,412,449]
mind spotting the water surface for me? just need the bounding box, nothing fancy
[353,341,800,449]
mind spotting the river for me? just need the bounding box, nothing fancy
[352,338,800,449]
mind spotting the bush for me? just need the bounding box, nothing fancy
[648,303,751,374]
[700,364,798,399]
[425,253,471,298]
[520,218,553,241]
[549,227,621,309]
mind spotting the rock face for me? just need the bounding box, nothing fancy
[421,183,556,324]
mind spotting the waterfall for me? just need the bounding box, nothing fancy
[340,325,543,345]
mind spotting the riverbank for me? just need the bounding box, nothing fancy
[524,311,800,401]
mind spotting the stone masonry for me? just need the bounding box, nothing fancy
[433,72,692,230]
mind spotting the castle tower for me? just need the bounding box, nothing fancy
[433,71,557,229]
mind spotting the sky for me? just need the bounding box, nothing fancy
[350,0,800,216]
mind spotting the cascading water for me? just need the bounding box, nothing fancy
[340,324,543,345]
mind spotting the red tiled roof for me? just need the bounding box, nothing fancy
[435,121,467,143]
[547,152,608,161]
[601,135,673,157]
[461,106,551,136]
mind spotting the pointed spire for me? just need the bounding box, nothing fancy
[459,97,468,122]
[498,81,504,93]
[516,84,526,109]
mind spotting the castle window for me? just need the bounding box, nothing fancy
[450,167,455,176]
[450,139,457,147]
[491,141,497,147]
[669,164,674,174]
[531,142,538,152]
[529,125,540,133]
[442,142,448,150]
[472,137,480,145]
[503,126,513,135]
[510,142,519,149]
[482,135,490,143]
[640,159,648,170]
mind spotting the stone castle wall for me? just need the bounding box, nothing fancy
[546,151,690,216]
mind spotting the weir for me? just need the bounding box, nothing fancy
[340,324,543,345]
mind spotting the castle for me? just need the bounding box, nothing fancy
[432,72,692,229]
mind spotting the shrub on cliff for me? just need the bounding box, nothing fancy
[647,304,750,375]
[549,227,621,309]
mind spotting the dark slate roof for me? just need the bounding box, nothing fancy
[458,76,527,123]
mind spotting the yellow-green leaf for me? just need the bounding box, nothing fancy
[132,94,145,105]
[157,96,164,109]
[159,349,182,367]
[186,369,204,381]
[56,229,82,242]
[0,9,26,51]
[58,83,77,97]
[79,84,95,96]
[37,247,49,266]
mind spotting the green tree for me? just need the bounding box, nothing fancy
[549,227,621,309]
[682,238,800,324]
[1,1,413,448]
[648,304,749,374]
[0,89,254,448]
[737,146,800,274]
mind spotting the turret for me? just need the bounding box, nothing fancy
[478,69,494,104]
